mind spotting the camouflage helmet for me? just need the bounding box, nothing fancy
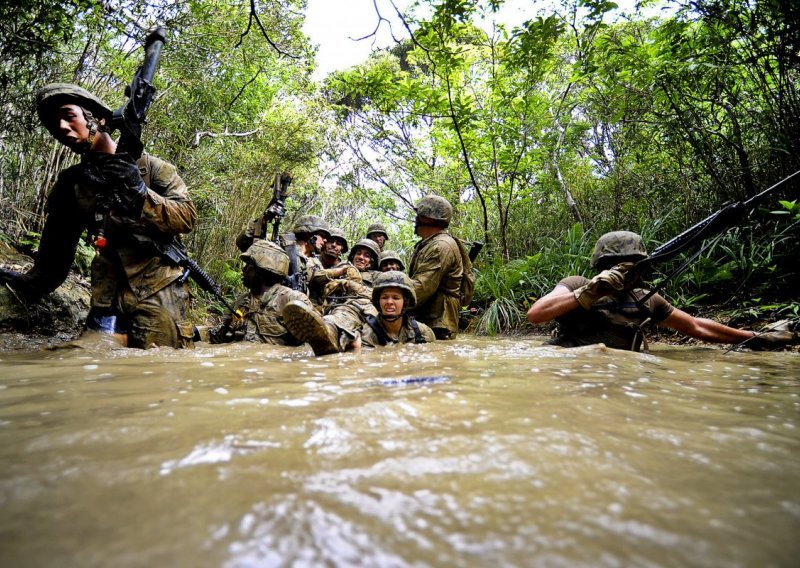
[327,227,349,253]
[36,83,113,125]
[378,250,405,271]
[292,215,331,238]
[366,223,389,240]
[590,231,648,270]
[240,239,290,277]
[414,195,453,226]
[372,270,417,309]
[348,238,380,268]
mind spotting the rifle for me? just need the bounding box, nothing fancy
[104,28,237,324]
[93,26,166,250]
[110,26,166,159]
[254,172,307,293]
[632,169,800,306]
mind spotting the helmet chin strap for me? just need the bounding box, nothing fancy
[380,313,403,322]
[78,107,102,154]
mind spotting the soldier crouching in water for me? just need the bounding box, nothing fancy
[527,231,797,351]
[282,227,377,356]
[361,271,436,347]
[208,240,309,345]
[0,84,196,349]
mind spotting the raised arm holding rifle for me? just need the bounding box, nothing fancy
[0,27,199,349]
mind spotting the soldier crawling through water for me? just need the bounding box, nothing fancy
[527,231,797,351]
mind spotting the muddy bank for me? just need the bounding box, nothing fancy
[0,244,91,350]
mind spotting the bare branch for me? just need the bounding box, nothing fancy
[192,127,262,148]
[235,0,300,59]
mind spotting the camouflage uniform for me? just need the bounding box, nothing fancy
[549,276,674,351]
[408,233,463,339]
[229,285,309,345]
[20,152,197,348]
[550,231,671,351]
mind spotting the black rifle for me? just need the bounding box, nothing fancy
[93,26,166,249]
[632,169,800,306]
[254,172,307,293]
[152,238,235,315]
[105,27,235,320]
[110,26,166,159]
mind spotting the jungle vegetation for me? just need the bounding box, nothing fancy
[1,0,798,334]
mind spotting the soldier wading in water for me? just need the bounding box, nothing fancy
[0,84,196,349]
[361,271,436,347]
[527,231,798,351]
[208,240,309,345]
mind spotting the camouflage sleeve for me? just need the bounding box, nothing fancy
[19,173,84,297]
[139,155,196,235]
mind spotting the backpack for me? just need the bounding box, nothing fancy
[455,237,475,307]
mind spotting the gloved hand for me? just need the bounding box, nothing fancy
[344,265,362,281]
[102,155,147,216]
[323,279,347,298]
[573,264,631,309]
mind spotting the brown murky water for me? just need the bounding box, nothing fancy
[0,336,798,567]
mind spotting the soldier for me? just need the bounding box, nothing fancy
[208,240,308,345]
[408,195,464,340]
[0,83,196,349]
[307,227,356,307]
[348,237,380,288]
[293,215,330,259]
[361,271,435,347]
[527,231,798,351]
[365,223,389,251]
[378,250,405,272]
[283,231,377,356]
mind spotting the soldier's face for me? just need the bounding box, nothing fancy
[311,233,327,254]
[242,263,258,289]
[381,261,401,272]
[368,233,386,248]
[46,104,92,153]
[325,239,343,257]
[352,248,373,271]
[379,288,405,316]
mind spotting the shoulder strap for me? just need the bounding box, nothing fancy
[365,315,392,346]
[408,316,427,344]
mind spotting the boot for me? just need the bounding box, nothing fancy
[282,300,340,356]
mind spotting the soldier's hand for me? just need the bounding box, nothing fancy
[573,266,630,309]
[324,280,346,297]
[102,155,147,215]
[344,266,362,281]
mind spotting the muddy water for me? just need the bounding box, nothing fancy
[0,336,798,567]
